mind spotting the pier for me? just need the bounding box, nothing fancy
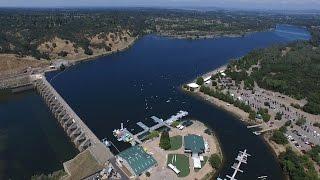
[133,111,188,143]
[33,74,112,164]
[226,149,250,180]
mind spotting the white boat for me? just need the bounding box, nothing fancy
[102,138,111,147]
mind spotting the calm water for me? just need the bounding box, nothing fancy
[0,25,310,179]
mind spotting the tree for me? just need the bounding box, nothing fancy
[196,77,204,85]
[159,131,171,150]
[275,112,283,120]
[209,154,222,169]
[60,64,66,71]
[211,81,217,86]
[295,117,306,126]
[270,130,288,145]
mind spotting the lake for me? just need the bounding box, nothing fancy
[0,25,310,179]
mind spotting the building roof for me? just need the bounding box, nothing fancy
[187,83,200,88]
[118,146,157,175]
[184,134,205,154]
[204,76,211,81]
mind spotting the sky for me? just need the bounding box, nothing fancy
[0,0,320,10]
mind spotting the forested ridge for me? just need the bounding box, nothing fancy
[0,8,320,60]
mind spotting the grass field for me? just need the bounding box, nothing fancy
[167,154,190,177]
[169,135,182,151]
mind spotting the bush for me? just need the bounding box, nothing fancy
[212,81,217,86]
[209,154,222,169]
[146,131,159,140]
[275,112,283,120]
[145,171,151,177]
[295,117,306,126]
[249,111,256,120]
[313,122,320,128]
[171,121,180,128]
[159,131,171,150]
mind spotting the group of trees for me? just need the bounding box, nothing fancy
[270,130,288,145]
[257,108,271,122]
[159,131,171,150]
[307,145,320,165]
[200,85,252,114]
[279,148,318,180]
[229,40,320,115]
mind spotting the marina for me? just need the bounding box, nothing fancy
[217,149,251,180]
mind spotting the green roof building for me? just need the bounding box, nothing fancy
[117,145,157,177]
[184,134,205,154]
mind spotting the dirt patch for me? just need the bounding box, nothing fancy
[0,54,48,77]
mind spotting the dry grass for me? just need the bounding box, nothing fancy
[0,54,48,77]
[63,150,103,180]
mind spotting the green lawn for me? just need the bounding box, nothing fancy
[169,135,182,151]
[167,154,190,177]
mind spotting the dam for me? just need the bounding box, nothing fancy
[33,74,113,164]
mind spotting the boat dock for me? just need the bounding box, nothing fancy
[115,111,189,145]
[226,149,250,180]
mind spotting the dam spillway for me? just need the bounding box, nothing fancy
[33,74,112,164]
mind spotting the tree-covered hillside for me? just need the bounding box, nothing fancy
[229,33,320,115]
[0,8,320,60]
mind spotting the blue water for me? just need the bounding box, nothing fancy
[0,25,310,179]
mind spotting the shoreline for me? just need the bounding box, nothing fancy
[157,29,265,40]
[0,28,268,78]
[182,65,287,165]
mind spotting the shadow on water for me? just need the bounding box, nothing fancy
[0,91,78,179]
[0,25,310,179]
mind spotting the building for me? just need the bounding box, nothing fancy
[116,145,157,177]
[187,83,200,91]
[184,134,205,169]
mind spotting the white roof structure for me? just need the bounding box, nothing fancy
[168,163,180,174]
[221,72,226,76]
[187,83,200,88]
[204,76,211,81]
[192,156,202,169]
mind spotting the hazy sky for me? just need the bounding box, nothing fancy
[1,0,320,10]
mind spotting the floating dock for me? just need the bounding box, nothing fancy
[226,149,250,180]
[114,110,189,145]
